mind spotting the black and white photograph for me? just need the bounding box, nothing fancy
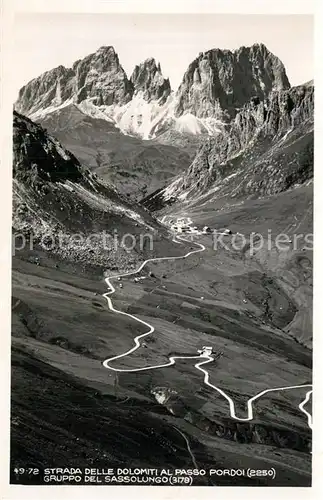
[2,0,318,493]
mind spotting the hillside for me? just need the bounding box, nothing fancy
[36,104,191,200]
[13,111,186,273]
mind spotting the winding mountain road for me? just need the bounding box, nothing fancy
[102,233,313,428]
[299,390,313,429]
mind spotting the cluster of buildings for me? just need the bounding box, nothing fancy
[169,217,232,236]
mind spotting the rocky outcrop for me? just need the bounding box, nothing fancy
[174,43,290,121]
[13,111,83,186]
[261,83,314,135]
[16,48,170,118]
[130,58,171,103]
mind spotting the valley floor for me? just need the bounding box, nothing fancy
[11,186,313,486]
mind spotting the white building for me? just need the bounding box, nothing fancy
[197,346,213,357]
[171,224,190,233]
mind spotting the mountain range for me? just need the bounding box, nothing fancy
[16,43,290,139]
[15,43,313,205]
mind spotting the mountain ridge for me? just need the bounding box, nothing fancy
[15,42,291,141]
[14,43,313,205]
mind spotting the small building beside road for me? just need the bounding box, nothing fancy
[197,346,213,357]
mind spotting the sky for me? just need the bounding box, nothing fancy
[13,13,313,95]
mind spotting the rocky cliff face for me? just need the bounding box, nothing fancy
[74,46,133,106]
[15,65,76,117]
[210,81,314,165]
[143,83,314,208]
[17,50,172,117]
[130,58,171,104]
[174,43,290,121]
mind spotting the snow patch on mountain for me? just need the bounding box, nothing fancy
[92,94,226,139]
[174,113,205,135]
[77,99,114,122]
[29,98,75,121]
[27,92,226,140]
[106,92,174,139]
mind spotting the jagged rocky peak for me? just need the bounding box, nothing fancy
[130,57,171,103]
[74,45,133,106]
[174,42,290,121]
[15,42,296,142]
[15,45,134,117]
